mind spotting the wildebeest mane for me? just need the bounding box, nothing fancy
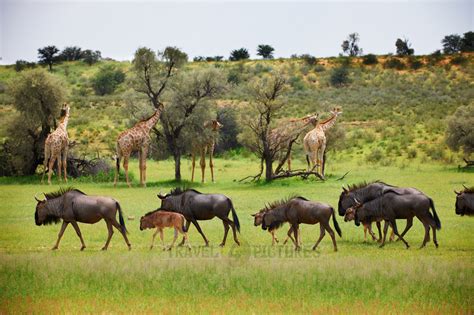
[169,187,202,196]
[44,187,85,200]
[461,186,474,194]
[264,195,302,211]
[346,180,390,192]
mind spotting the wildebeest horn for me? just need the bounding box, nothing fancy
[454,190,461,195]
[462,184,468,190]
[157,190,165,199]
[251,213,256,217]
[342,187,347,193]
[34,193,44,202]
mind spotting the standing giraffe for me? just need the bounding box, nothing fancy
[42,103,70,185]
[114,106,162,187]
[303,107,342,178]
[269,113,319,172]
[191,119,222,183]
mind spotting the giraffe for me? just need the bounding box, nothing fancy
[303,107,343,178]
[42,103,70,185]
[269,113,319,171]
[190,119,223,183]
[114,105,162,187]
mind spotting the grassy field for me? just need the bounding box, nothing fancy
[0,158,473,313]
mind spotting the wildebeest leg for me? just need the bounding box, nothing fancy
[283,226,297,246]
[367,223,377,241]
[376,221,382,242]
[363,223,368,241]
[102,221,114,251]
[419,218,430,249]
[167,228,179,250]
[391,220,409,249]
[432,227,438,248]
[323,222,338,252]
[70,221,86,251]
[180,227,192,249]
[52,221,69,250]
[312,224,326,250]
[192,220,209,246]
[150,228,159,250]
[220,221,230,247]
[396,217,413,241]
[179,220,191,246]
[379,221,390,248]
[293,224,301,250]
[159,229,165,249]
[110,219,131,250]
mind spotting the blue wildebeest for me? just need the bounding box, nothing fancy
[455,185,474,216]
[338,181,424,241]
[252,208,296,246]
[34,187,131,251]
[261,196,342,251]
[344,191,441,249]
[157,188,240,247]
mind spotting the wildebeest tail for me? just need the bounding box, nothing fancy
[331,207,342,237]
[429,198,441,230]
[228,199,240,232]
[116,202,127,234]
[181,216,187,233]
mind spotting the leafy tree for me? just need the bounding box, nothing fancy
[461,31,474,52]
[341,33,363,57]
[60,46,83,61]
[91,64,126,95]
[362,54,378,65]
[160,68,227,181]
[395,38,414,56]
[446,104,474,156]
[130,46,188,109]
[82,50,101,65]
[229,48,250,61]
[330,66,350,87]
[5,69,66,174]
[38,45,60,71]
[256,44,275,59]
[215,107,240,154]
[441,34,462,54]
[15,60,36,72]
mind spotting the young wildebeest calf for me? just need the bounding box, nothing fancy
[252,209,297,246]
[261,196,342,251]
[140,210,191,250]
[345,192,441,249]
[454,186,474,216]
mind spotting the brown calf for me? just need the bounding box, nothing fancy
[140,210,191,250]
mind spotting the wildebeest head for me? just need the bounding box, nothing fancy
[338,187,355,216]
[157,189,179,211]
[344,199,362,223]
[139,215,153,231]
[251,211,265,226]
[34,193,60,226]
[455,186,474,216]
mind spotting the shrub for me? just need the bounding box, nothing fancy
[408,57,423,70]
[362,54,378,65]
[366,148,384,163]
[329,66,350,87]
[450,55,467,65]
[91,64,125,95]
[384,58,405,70]
[15,60,36,72]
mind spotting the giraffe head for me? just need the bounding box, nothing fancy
[303,113,319,126]
[60,103,70,118]
[205,119,223,131]
[330,107,343,116]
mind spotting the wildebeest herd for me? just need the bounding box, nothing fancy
[33,182,473,251]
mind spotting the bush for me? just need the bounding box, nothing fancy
[384,58,405,70]
[408,57,423,70]
[450,55,467,65]
[366,148,384,163]
[329,66,350,87]
[362,54,378,65]
[15,60,36,72]
[91,64,125,95]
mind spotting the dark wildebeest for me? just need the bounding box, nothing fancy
[454,185,474,216]
[34,187,131,251]
[140,210,191,250]
[344,192,441,248]
[261,196,342,251]
[338,181,424,241]
[252,208,296,246]
[157,188,240,247]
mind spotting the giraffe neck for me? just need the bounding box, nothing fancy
[58,114,69,131]
[318,113,338,130]
[142,110,161,132]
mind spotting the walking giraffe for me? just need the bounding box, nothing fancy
[42,103,70,185]
[191,119,222,183]
[114,105,163,187]
[303,107,342,178]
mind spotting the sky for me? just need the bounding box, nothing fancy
[0,0,472,65]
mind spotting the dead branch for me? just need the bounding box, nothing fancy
[336,171,350,181]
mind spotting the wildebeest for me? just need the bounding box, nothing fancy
[252,208,297,246]
[338,181,424,240]
[157,188,240,247]
[344,192,441,248]
[261,196,342,251]
[34,187,131,251]
[140,210,191,250]
[454,185,474,216]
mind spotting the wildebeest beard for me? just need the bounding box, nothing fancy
[42,214,62,225]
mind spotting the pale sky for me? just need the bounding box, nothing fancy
[0,0,472,65]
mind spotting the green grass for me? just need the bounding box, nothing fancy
[0,158,473,313]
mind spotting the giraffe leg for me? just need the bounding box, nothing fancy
[62,147,68,183]
[191,153,196,182]
[209,147,215,183]
[47,155,57,185]
[138,151,143,187]
[57,152,62,182]
[123,156,131,188]
[114,153,121,187]
[41,145,50,184]
[318,143,326,177]
[200,149,206,183]
[141,147,148,187]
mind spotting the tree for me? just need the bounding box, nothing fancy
[229,48,250,61]
[461,31,474,52]
[130,46,188,109]
[256,44,275,59]
[160,68,227,181]
[362,54,378,65]
[240,73,290,181]
[5,69,66,175]
[15,60,36,72]
[215,107,241,154]
[330,66,350,87]
[395,38,414,56]
[82,50,101,65]
[38,45,60,71]
[446,104,474,157]
[60,46,83,61]
[91,64,125,95]
[341,33,363,57]
[441,34,462,54]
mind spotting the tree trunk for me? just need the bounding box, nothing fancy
[173,150,181,182]
[265,156,273,182]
